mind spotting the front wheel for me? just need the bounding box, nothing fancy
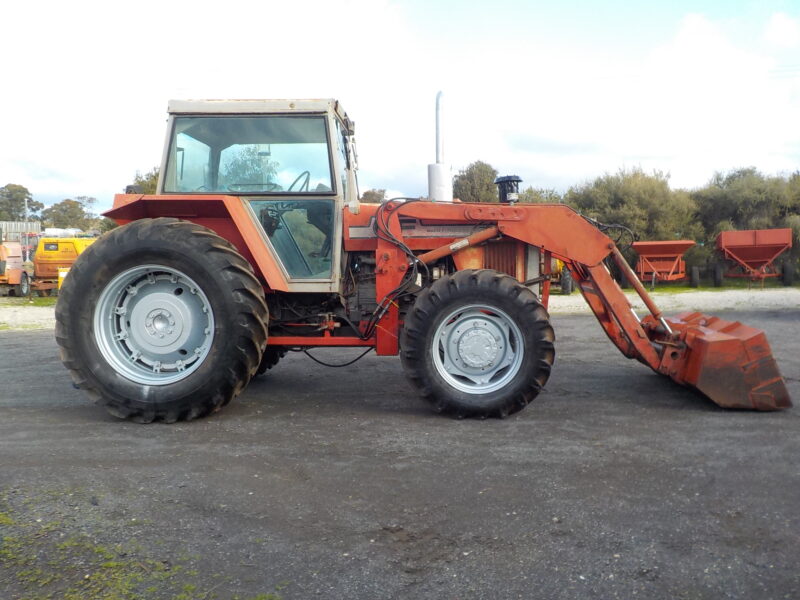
[55,218,268,423]
[401,270,555,418]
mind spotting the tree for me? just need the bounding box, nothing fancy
[75,195,98,219]
[692,168,793,234]
[518,187,562,203]
[41,199,91,229]
[0,184,43,221]
[692,167,800,265]
[564,168,703,242]
[453,161,498,203]
[221,146,277,187]
[98,217,119,233]
[133,167,160,194]
[360,188,386,203]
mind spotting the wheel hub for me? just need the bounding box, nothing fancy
[94,265,214,385]
[150,312,170,333]
[131,294,184,349]
[457,327,499,368]
[433,305,523,395]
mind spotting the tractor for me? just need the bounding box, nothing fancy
[55,98,791,423]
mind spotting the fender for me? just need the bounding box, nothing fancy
[0,243,24,284]
[104,194,290,291]
[1,268,23,285]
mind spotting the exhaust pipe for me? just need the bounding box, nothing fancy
[428,92,453,202]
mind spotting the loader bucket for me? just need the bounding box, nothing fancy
[662,312,792,411]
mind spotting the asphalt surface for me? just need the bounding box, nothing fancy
[1,310,798,599]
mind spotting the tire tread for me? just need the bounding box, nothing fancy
[400,269,555,419]
[55,218,268,423]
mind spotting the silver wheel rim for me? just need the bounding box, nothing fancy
[432,304,524,394]
[93,265,215,385]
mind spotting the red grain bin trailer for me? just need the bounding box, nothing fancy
[714,229,793,286]
[632,240,696,287]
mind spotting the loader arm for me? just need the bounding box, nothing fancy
[378,201,791,411]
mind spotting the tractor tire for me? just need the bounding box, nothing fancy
[256,347,287,375]
[713,263,724,288]
[560,268,573,295]
[783,261,795,286]
[690,266,700,288]
[401,269,555,418]
[13,272,30,297]
[55,218,268,423]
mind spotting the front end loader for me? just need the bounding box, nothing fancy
[55,98,791,422]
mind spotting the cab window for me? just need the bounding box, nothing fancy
[164,116,334,194]
[250,199,334,279]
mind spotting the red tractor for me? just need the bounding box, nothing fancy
[56,99,791,422]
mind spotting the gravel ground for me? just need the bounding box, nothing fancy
[549,287,800,314]
[1,288,799,330]
[0,304,56,329]
[0,309,798,599]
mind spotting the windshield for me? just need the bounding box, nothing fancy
[163,115,334,194]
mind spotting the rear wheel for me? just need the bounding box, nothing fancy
[690,266,700,288]
[256,347,287,375]
[560,268,573,295]
[783,261,794,286]
[401,270,555,418]
[713,263,724,287]
[13,272,29,297]
[56,218,268,423]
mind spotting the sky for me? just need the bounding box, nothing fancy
[1,0,798,213]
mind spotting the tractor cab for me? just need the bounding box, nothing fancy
[159,99,357,285]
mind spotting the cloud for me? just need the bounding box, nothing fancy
[469,13,800,191]
[504,134,600,156]
[764,12,800,48]
[1,2,798,208]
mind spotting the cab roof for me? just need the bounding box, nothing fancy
[167,99,354,134]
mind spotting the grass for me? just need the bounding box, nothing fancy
[0,323,46,331]
[556,279,798,299]
[0,488,284,600]
[0,296,58,308]
[622,277,799,295]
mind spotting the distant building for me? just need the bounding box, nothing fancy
[0,221,41,242]
[43,227,82,238]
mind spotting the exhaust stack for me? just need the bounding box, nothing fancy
[428,92,453,202]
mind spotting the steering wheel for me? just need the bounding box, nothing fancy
[288,171,311,192]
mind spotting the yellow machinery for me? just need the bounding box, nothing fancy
[31,237,95,295]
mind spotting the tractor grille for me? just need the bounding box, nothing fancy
[484,241,518,277]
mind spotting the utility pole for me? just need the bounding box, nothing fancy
[23,196,29,261]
